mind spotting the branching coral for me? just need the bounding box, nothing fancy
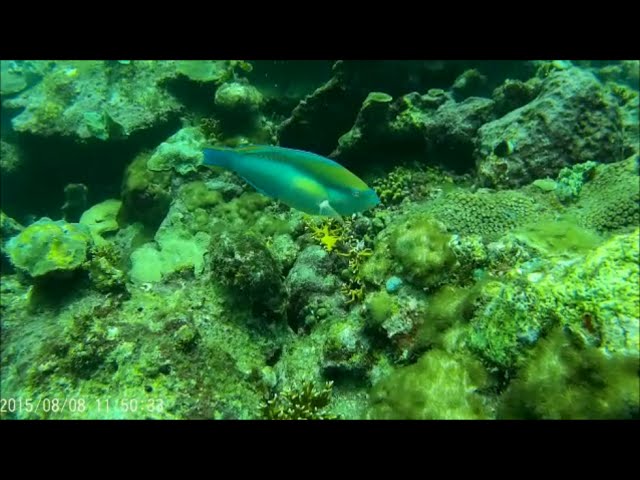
[304,217,373,304]
[371,164,450,206]
[261,380,337,420]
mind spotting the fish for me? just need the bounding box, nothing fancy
[202,145,380,217]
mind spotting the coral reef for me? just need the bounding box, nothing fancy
[4,61,182,140]
[261,380,336,420]
[424,188,553,239]
[1,60,638,420]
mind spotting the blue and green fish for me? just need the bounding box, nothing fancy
[202,145,380,217]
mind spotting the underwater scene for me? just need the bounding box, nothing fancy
[0,60,638,420]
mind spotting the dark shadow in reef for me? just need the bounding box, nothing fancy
[162,76,218,117]
[26,271,87,310]
[278,60,536,171]
[0,117,181,224]
[247,60,335,100]
[323,365,370,390]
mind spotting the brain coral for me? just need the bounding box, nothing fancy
[425,189,550,238]
[569,155,640,233]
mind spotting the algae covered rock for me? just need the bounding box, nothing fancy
[1,211,23,240]
[468,226,639,370]
[215,82,263,116]
[333,90,494,172]
[331,91,395,162]
[476,67,623,188]
[0,140,22,176]
[79,199,122,246]
[568,155,640,233]
[1,211,24,273]
[363,213,456,290]
[285,245,341,330]
[552,228,639,357]
[369,349,492,419]
[5,218,92,278]
[322,316,371,376]
[120,152,172,231]
[210,229,285,317]
[147,127,206,175]
[491,77,542,116]
[0,60,29,95]
[278,76,364,155]
[498,327,639,419]
[129,204,211,284]
[175,60,238,83]
[4,61,181,140]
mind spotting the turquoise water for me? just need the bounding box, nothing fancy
[0,60,638,420]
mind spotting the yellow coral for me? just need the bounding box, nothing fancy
[305,216,374,305]
[342,280,365,304]
[305,218,343,252]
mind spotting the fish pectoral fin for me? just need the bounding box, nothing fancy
[318,200,343,221]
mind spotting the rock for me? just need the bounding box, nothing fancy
[476,67,622,189]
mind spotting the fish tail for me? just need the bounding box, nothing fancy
[202,147,239,169]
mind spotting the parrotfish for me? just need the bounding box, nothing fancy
[202,145,380,217]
